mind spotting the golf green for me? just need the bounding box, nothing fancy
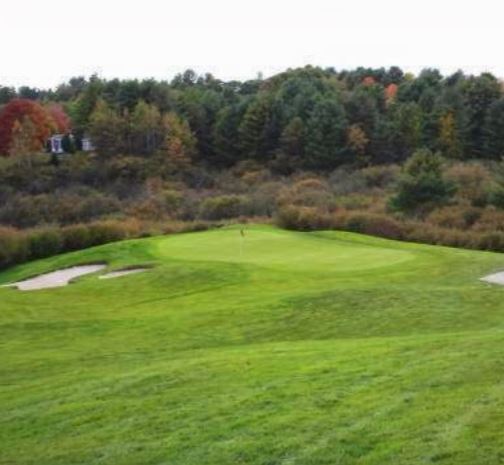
[2,225,504,464]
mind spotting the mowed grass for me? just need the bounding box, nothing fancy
[2,224,504,465]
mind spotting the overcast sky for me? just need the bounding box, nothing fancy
[2,0,502,89]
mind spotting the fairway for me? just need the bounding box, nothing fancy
[2,224,504,465]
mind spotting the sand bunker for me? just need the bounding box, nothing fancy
[3,264,106,291]
[99,268,148,280]
[481,272,504,285]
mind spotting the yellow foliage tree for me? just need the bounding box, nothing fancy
[158,113,197,171]
[439,112,462,158]
[347,124,369,163]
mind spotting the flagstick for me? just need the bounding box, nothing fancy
[239,228,245,258]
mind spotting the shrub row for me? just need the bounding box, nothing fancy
[0,221,134,270]
[0,219,217,270]
[275,205,504,253]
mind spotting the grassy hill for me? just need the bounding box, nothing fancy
[2,225,504,465]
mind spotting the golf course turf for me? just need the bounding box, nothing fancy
[2,224,504,464]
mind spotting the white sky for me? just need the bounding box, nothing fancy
[1,0,502,89]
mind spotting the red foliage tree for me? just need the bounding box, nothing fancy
[0,99,54,156]
[385,83,398,103]
[46,103,71,134]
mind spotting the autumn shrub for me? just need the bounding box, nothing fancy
[476,232,504,252]
[130,188,186,220]
[434,228,475,249]
[277,177,335,211]
[0,226,29,268]
[445,162,492,206]
[472,208,504,232]
[343,212,405,240]
[240,169,271,186]
[86,221,129,246]
[426,206,481,230]
[129,196,168,220]
[247,181,284,217]
[336,194,375,210]
[28,228,63,260]
[213,171,248,194]
[328,168,367,195]
[199,195,247,220]
[275,205,334,231]
[60,224,92,251]
[360,165,400,189]
[0,191,122,227]
[0,194,47,227]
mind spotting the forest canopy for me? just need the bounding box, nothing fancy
[1,66,504,168]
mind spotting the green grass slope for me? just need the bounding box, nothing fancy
[2,225,504,465]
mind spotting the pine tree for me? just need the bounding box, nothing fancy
[304,99,348,170]
[238,96,273,160]
[484,98,504,159]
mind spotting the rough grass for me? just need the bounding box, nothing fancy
[2,225,504,465]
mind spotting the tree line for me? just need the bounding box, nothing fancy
[1,66,504,171]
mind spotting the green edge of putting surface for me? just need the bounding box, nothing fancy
[2,224,504,465]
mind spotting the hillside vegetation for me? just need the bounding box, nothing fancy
[2,225,504,464]
[3,67,504,267]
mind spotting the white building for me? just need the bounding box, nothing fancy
[81,137,95,152]
[49,134,95,154]
[49,134,65,154]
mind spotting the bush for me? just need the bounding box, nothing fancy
[344,212,404,240]
[277,177,335,211]
[404,222,477,249]
[61,224,92,251]
[488,187,504,209]
[427,206,482,230]
[472,208,504,232]
[247,181,284,217]
[336,194,376,211]
[445,163,492,206]
[275,205,334,231]
[389,149,456,214]
[28,229,63,260]
[86,221,129,246]
[0,227,29,269]
[328,168,367,195]
[360,165,400,189]
[0,191,122,227]
[199,195,247,220]
[476,232,504,252]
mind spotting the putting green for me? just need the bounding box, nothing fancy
[2,225,504,465]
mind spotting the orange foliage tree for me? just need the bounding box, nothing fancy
[46,103,71,134]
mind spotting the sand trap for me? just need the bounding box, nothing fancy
[99,268,148,280]
[3,264,106,291]
[481,272,504,285]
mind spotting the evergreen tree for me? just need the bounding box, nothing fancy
[238,96,274,160]
[484,98,504,159]
[213,104,246,167]
[390,149,455,213]
[280,117,305,159]
[88,100,127,157]
[461,74,501,157]
[71,75,103,135]
[304,98,348,170]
